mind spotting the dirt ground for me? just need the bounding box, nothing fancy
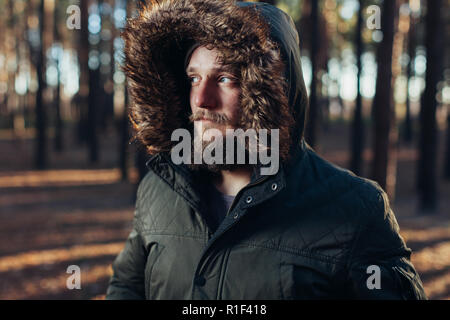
[0,122,449,300]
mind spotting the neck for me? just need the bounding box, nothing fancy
[213,167,252,196]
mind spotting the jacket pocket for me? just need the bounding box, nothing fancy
[392,265,427,300]
[280,262,333,299]
[144,242,165,299]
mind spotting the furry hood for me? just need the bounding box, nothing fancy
[123,0,308,163]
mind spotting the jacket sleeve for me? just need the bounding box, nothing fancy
[105,227,147,300]
[106,175,152,300]
[345,188,427,300]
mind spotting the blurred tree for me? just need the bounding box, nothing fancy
[386,1,411,201]
[12,1,27,134]
[371,0,399,195]
[350,0,365,176]
[95,0,112,131]
[445,112,450,180]
[445,5,450,181]
[53,0,63,152]
[78,0,90,146]
[299,0,330,149]
[103,0,116,128]
[6,0,18,133]
[418,0,444,211]
[88,58,100,163]
[87,0,102,163]
[0,9,5,119]
[402,4,417,143]
[76,0,100,163]
[24,0,39,133]
[304,0,320,148]
[35,0,47,169]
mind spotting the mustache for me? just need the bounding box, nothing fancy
[189,110,231,125]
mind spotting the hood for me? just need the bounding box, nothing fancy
[123,0,309,164]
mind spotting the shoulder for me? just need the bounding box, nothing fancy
[304,149,406,246]
[136,170,158,203]
[134,168,174,219]
[298,147,386,215]
[296,148,408,252]
[284,145,402,245]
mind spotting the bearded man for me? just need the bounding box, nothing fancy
[106,0,426,300]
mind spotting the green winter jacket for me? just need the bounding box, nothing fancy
[106,0,427,300]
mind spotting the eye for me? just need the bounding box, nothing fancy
[218,76,232,83]
[189,76,200,84]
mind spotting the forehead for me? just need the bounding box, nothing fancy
[186,46,223,71]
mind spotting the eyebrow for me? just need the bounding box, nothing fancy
[186,65,235,74]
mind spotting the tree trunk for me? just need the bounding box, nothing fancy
[24,0,37,133]
[350,0,365,176]
[88,67,99,163]
[35,0,47,169]
[418,0,444,211]
[113,0,129,181]
[12,1,26,134]
[445,112,450,180]
[54,1,63,152]
[97,0,110,131]
[78,0,90,145]
[305,0,319,148]
[402,15,416,143]
[105,0,116,127]
[87,0,102,163]
[370,0,399,192]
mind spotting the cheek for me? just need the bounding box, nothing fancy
[189,91,195,112]
[225,90,241,122]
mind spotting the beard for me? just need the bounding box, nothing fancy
[187,132,254,173]
[187,110,255,173]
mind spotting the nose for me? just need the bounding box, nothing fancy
[191,79,217,110]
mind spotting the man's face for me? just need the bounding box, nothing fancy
[185,45,251,172]
[186,46,241,135]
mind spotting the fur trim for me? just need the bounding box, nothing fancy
[123,0,295,161]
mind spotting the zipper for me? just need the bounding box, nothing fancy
[201,174,271,260]
[216,248,231,299]
[193,174,271,299]
[224,174,270,218]
[157,152,270,222]
[214,174,273,299]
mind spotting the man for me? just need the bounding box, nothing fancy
[106,0,426,299]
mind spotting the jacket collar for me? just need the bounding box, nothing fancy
[145,151,290,215]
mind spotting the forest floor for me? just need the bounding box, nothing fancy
[0,121,449,300]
